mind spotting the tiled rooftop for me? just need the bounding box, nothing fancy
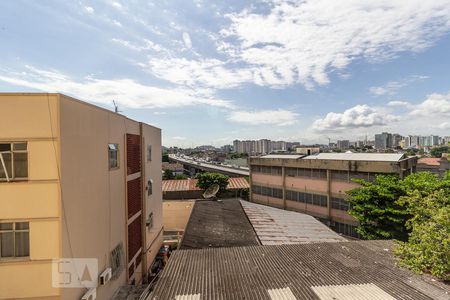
[162,177,249,192]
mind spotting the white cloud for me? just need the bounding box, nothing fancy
[84,6,94,14]
[387,100,412,107]
[112,2,123,10]
[172,136,187,140]
[410,91,450,116]
[182,32,192,49]
[220,1,449,89]
[227,109,298,126]
[437,122,450,129]
[312,104,399,131]
[148,57,254,89]
[369,75,430,96]
[112,38,164,52]
[0,65,234,109]
[112,20,122,27]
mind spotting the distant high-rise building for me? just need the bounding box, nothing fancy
[337,140,350,150]
[375,132,392,149]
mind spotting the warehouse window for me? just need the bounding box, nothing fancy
[331,197,350,211]
[108,144,119,169]
[0,142,28,181]
[0,222,29,258]
[147,179,153,197]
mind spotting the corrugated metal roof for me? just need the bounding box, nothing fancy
[174,294,201,300]
[261,154,304,159]
[241,200,346,245]
[267,287,297,300]
[311,283,396,300]
[162,177,249,192]
[149,241,448,300]
[303,153,406,162]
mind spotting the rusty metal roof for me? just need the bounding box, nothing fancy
[162,177,249,192]
[241,200,347,245]
[149,240,449,300]
[418,157,441,166]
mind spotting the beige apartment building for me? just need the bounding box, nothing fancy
[249,153,417,237]
[0,93,163,300]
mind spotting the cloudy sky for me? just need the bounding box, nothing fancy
[1,0,450,146]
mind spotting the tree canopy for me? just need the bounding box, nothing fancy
[196,172,229,195]
[346,171,450,279]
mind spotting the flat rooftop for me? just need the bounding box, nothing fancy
[258,152,407,162]
[179,199,260,249]
[241,200,347,245]
[150,240,449,300]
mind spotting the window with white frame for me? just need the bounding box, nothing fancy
[0,142,28,182]
[147,145,152,162]
[108,144,119,169]
[0,222,30,258]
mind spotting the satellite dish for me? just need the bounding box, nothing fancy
[203,184,220,199]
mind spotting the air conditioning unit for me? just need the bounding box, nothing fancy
[81,288,96,300]
[99,267,112,285]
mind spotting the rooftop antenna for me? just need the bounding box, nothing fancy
[113,100,121,113]
[203,184,220,201]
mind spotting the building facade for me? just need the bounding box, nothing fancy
[249,153,417,237]
[0,94,163,300]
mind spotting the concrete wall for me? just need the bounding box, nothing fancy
[59,95,129,300]
[163,200,195,232]
[140,123,164,280]
[0,94,61,300]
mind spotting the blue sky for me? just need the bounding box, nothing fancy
[1,0,450,147]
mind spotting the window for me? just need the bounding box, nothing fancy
[331,197,350,211]
[110,242,125,279]
[252,185,282,199]
[0,222,29,258]
[147,145,152,162]
[146,213,154,229]
[0,142,28,181]
[147,179,153,197]
[108,144,119,169]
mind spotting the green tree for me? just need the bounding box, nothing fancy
[430,146,449,158]
[162,152,169,162]
[346,172,449,240]
[395,190,450,280]
[346,175,409,240]
[196,172,229,195]
[163,169,174,180]
[174,174,188,180]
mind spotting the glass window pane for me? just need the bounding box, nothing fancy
[15,231,29,257]
[0,223,13,230]
[0,144,11,152]
[0,153,12,179]
[147,145,152,161]
[14,153,28,178]
[15,222,29,230]
[13,143,27,151]
[0,232,14,257]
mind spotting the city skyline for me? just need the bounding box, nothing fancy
[1,1,450,147]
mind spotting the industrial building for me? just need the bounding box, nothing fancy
[249,153,417,237]
[0,93,163,300]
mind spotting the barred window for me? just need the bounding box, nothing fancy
[331,170,349,182]
[334,221,360,238]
